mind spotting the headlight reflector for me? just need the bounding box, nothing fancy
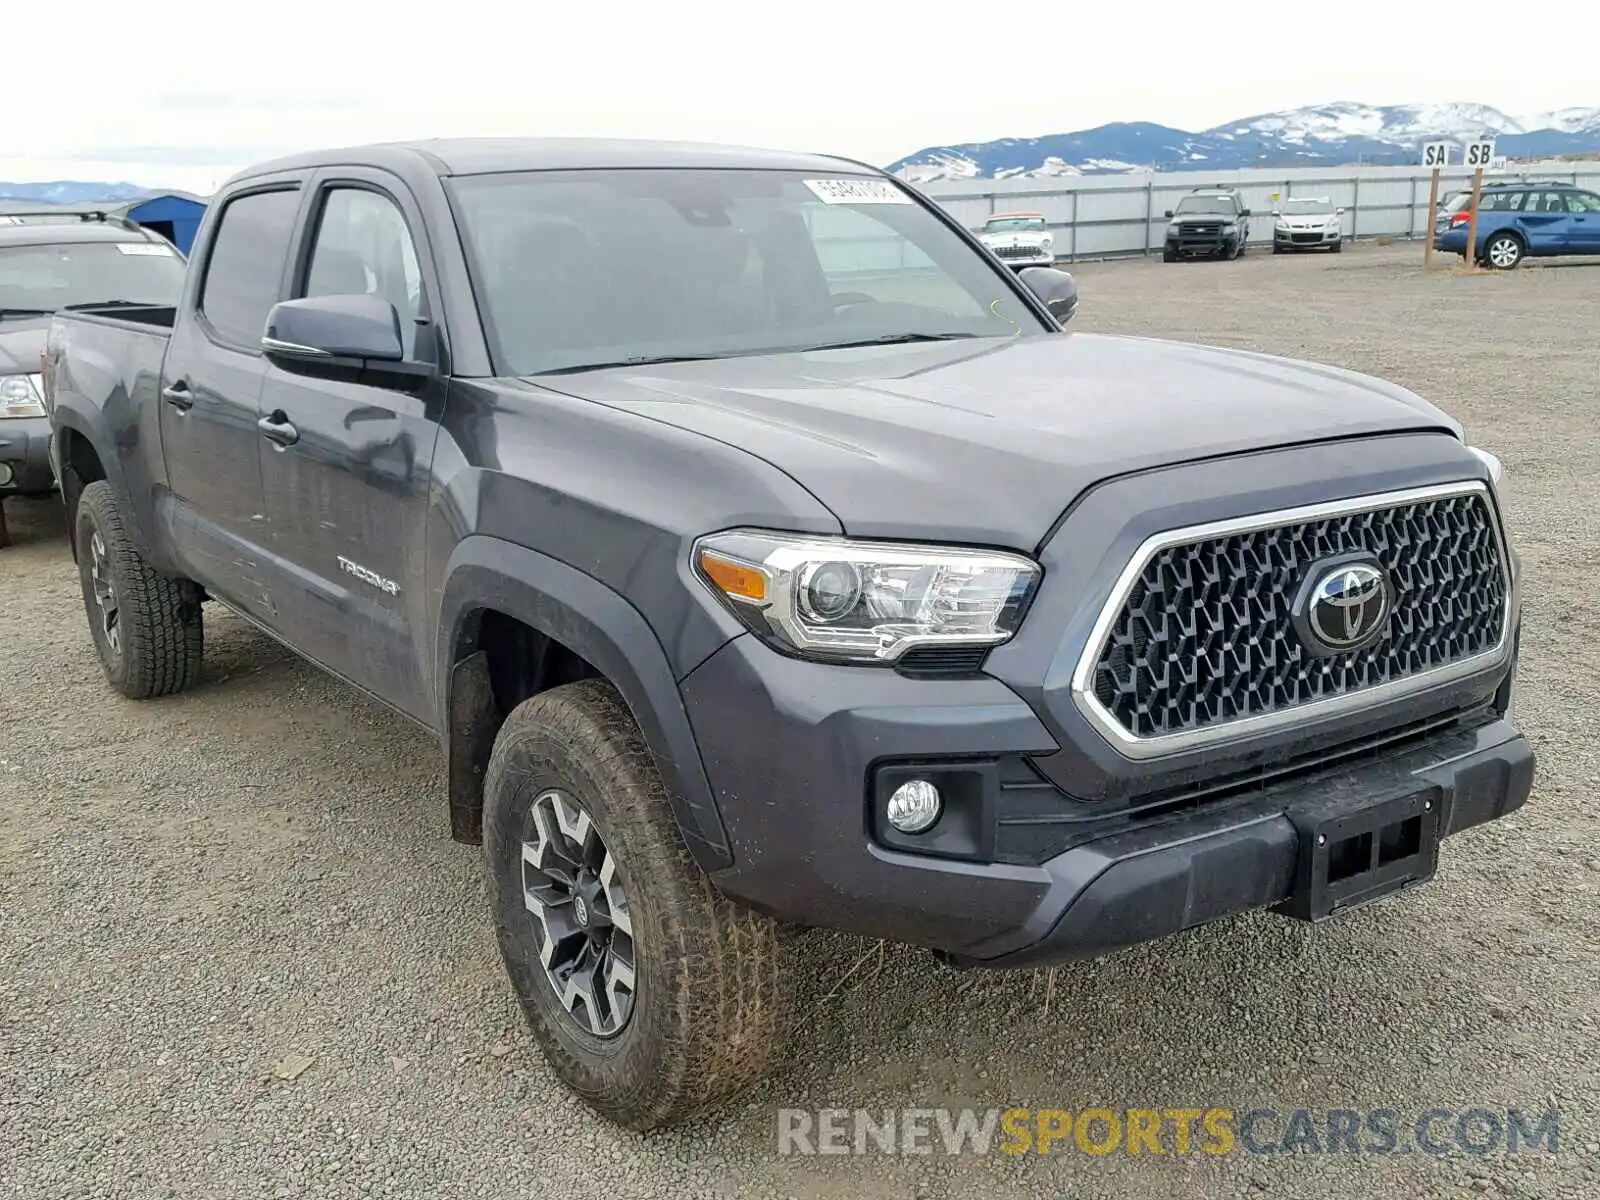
[694,531,1041,663]
[1,374,46,419]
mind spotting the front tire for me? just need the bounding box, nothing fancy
[483,678,788,1130]
[1162,247,1177,263]
[74,480,203,698]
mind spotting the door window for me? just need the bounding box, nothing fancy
[1533,191,1570,214]
[198,188,301,346]
[1564,191,1600,213]
[303,188,426,360]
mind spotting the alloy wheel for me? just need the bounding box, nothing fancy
[88,530,121,657]
[521,789,636,1038]
[1487,237,1521,269]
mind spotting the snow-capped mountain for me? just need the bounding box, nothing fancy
[0,181,155,206]
[888,101,1600,181]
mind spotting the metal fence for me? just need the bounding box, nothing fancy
[911,159,1600,260]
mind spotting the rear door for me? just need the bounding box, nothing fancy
[1518,189,1575,254]
[1563,189,1600,253]
[254,169,447,720]
[158,179,305,612]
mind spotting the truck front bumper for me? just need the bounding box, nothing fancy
[0,415,56,495]
[682,634,1533,968]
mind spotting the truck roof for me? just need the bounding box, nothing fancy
[230,137,877,184]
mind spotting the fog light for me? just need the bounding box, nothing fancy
[886,779,942,833]
[0,462,14,488]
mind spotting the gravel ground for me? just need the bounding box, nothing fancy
[3,242,1598,1200]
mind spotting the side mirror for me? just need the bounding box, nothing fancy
[1271,208,1282,217]
[1336,207,1346,215]
[262,293,405,366]
[1163,209,1174,218]
[1241,208,1252,217]
[1018,266,1078,325]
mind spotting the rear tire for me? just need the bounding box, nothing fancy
[74,480,203,699]
[1484,232,1523,270]
[483,678,788,1131]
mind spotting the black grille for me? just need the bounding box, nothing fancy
[1180,222,1222,238]
[995,244,1046,259]
[1089,491,1507,741]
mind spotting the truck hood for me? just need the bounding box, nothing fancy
[536,332,1462,548]
[0,317,49,374]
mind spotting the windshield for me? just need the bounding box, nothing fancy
[1281,199,1333,216]
[984,216,1046,232]
[447,168,1044,376]
[1174,196,1237,216]
[0,240,185,315]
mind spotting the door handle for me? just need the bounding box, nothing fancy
[161,381,194,411]
[257,412,299,448]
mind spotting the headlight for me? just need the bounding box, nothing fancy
[1,374,45,419]
[1167,221,1181,232]
[1039,235,1053,249]
[693,530,1041,663]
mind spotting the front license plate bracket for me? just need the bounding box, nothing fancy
[1274,785,1444,923]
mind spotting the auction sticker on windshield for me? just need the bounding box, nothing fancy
[804,178,912,205]
[115,243,176,255]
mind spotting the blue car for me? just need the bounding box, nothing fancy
[1433,180,1600,269]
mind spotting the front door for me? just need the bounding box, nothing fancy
[1563,189,1600,253]
[158,182,305,614]
[255,172,446,720]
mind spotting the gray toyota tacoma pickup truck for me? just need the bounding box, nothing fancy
[43,138,1532,1130]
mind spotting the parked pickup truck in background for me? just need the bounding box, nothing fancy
[44,137,1532,1131]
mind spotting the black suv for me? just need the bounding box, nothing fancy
[1164,185,1252,261]
[0,213,186,547]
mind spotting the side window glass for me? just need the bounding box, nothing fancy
[1565,191,1600,213]
[198,188,301,346]
[303,188,426,360]
[1537,191,1567,213]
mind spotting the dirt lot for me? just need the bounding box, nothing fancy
[2,243,1598,1200]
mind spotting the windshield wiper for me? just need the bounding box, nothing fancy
[800,332,982,352]
[532,352,739,376]
[0,307,54,320]
[61,299,155,311]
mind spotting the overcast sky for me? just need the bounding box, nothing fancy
[6,0,1596,193]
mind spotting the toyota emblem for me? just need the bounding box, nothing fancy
[1306,562,1391,652]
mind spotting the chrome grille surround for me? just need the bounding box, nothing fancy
[1069,481,1513,761]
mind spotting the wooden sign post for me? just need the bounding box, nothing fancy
[1462,138,1496,269]
[1421,142,1448,267]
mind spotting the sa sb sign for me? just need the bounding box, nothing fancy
[1421,142,1449,168]
[1464,140,1497,170]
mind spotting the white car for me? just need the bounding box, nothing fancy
[977,211,1055,268]
[1273,198,1344,253]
